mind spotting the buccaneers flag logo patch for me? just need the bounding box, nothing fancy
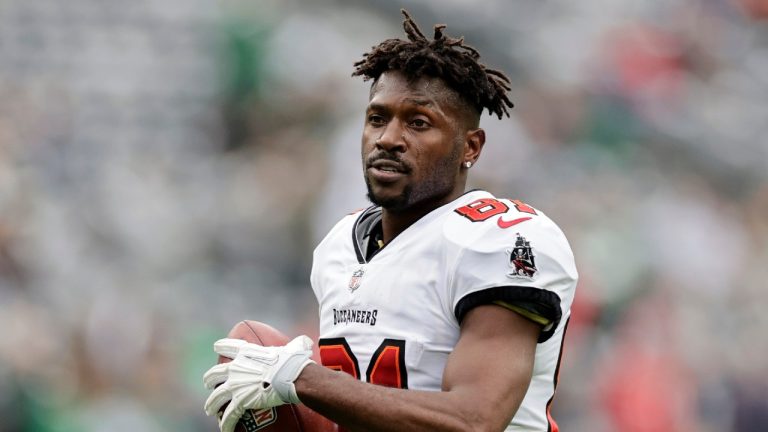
[507,233,537,279]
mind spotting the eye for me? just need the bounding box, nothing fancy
[367,114,386,126]
[410,118,430,129]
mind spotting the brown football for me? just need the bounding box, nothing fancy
[217,320,336,432]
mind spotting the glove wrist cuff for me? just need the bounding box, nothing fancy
[272,354,315,404]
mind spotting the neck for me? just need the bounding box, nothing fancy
[380,187,466,244]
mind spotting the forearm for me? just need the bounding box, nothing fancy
[295,363,487,432]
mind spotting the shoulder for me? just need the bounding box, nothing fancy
[442,192,578,342]
[314,207,370,252]
[311,208,370,295]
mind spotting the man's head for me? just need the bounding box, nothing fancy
[354,10,513,212]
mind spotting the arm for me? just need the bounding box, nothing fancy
[296,304,541,432]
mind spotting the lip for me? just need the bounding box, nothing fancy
[370,159,406,172]
[367,166,406,183]
[366,158,408,183]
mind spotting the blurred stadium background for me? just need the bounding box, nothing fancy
[1,0,767,431]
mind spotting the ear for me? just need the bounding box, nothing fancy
[464,128,485,166]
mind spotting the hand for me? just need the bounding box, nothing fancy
[203,335,315,432]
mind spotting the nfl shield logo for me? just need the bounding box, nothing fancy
[239,407,277,431]
[349,268,365,292]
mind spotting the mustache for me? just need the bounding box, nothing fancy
[365,152,412,173]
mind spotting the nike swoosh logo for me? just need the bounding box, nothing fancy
[497,216,532,229]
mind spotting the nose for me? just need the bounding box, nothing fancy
[375,120,406,153]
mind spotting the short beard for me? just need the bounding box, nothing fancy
[365,180,413,211]
[365,139,463,212]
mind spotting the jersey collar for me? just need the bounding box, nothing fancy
[351,189,489,264]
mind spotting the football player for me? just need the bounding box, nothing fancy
[204,10,577,432]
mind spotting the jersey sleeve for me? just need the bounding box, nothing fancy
[449,215,578,343]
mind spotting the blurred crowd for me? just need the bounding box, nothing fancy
[1,0,767,431]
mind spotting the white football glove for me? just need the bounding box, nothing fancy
[203,335,315,432]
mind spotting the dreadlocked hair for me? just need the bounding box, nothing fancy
[353,9,513,119]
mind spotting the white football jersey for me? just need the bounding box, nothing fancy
[311,190,578,431]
